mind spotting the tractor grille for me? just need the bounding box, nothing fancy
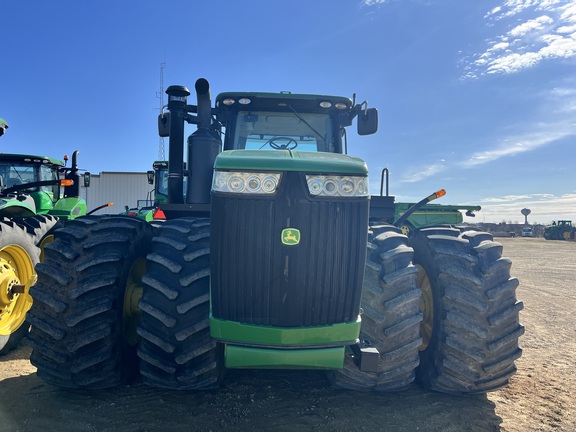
[210,172,368,327]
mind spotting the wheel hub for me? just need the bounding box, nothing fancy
[0,246,35,336]
[123,257,146,346]
[417,264,434,351]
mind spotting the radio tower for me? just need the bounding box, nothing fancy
[157,62,166,161]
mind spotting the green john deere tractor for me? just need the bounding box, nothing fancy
[544,220,575,241]
[374,168,482,236]
[122,161,169,222]
[0,150,93,354]
[28,79,523,394]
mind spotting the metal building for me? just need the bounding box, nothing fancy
[81,171,151,215]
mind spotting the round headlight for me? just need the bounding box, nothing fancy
[262,175,279,193]
[307,178,323,195]
[323,178,338,195]
[356,179,368,195]
[247,176,261,192]
[339,178,355,195]
[214,173,228,190]
[227,175,246,193]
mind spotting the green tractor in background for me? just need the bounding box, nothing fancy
[374,167,482,236]
[122,161,169,222]
[28,79,523,394]
[544,220,576,240]
[0,147,94,354]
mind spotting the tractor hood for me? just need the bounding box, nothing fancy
[214,150,368,175]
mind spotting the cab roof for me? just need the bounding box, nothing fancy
[0,153,64,166]
[215,92,353,114]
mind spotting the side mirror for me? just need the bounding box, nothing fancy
[158,112,170,137]
[147,170,155,185]
[84,172,91,188]
[357,108,378,136]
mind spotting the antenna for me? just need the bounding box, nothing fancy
[156,62,166,161]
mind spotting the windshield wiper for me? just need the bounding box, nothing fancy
[286,105,327,144]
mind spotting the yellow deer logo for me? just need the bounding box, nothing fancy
[281,228,301,246]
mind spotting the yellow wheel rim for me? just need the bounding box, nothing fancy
[123,257,146,346]
[417,265,433,351]
[0,244,36,336]
[39,234,55,262]
[400,225,411,236]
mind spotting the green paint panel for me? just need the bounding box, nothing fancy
[31,191,55,214]
[210,316,361,346]
[394,203,482,229]
[214,150,368,175]
[48,197,87,220]
[225,344,345,369]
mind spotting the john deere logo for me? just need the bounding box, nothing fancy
[281,228,301,246]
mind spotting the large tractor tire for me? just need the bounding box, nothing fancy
[410,227,524,394]
[13,214,63,261]
[138,217,222,390]
[27,216,154,388]
[0,220,39,355]
[329,225,422,391]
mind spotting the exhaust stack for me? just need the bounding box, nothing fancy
[186,78,221,204]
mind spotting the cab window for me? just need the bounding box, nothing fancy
[231,111,336,153]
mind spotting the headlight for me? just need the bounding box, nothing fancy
[212,171,281,194]
[305,175,368,197]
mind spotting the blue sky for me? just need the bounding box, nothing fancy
[1,0,575,224]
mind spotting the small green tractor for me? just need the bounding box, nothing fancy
[28,79,523,394]
[0,150,93,354]
[544,220,575,240]
[122,161,169,222]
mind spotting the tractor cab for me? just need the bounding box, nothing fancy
[216,91,376,154]
[0,152,88,219]
[0,154,63,216]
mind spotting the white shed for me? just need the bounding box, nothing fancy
[81,171,152,215]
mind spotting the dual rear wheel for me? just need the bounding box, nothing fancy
[332,225,524,394]
[28,216,219,389]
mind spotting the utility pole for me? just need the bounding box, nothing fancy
[156,62,166,161]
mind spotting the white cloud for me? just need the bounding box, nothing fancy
[363,0,387,5]
[400,162,447,183]
[508,15,553,37]
[463,130,566,167]
[466,0,576,77]
[557,24,576,33]
[485,6,503,18]
[398,110,576,183]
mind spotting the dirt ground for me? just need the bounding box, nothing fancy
[1,237,575,432]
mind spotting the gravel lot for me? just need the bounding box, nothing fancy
[1,237,574,432]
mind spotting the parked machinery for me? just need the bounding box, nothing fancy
[544,220,575,240]
[0,151,91,353]
[28,79,523,394]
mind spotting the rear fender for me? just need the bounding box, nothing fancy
[0,197,37,218]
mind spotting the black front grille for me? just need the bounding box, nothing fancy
[210,172,368,327]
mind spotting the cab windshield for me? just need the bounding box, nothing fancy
[0,162,59,199]
[230,111,336,153]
